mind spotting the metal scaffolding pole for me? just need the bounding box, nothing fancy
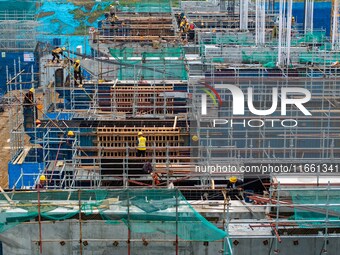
[255,0,266,45]
[332,0,340,50]
[304,0,314,33]
[240,0,249,31]
[278,0,293,67]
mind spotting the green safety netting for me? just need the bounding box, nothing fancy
[242,50,277,65]
[297,32,326,44]
[109,47,187,80]
[0,189,226,241]
[117,60,188,80]
[200,35,253,46]
[110,47,184,60]
[117,0,171,13]
[299,52,340,65]
[290,190,340,228]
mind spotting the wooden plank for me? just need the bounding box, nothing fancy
[17,149,29,165]
[0,187,15,205]
[13,150,25,165]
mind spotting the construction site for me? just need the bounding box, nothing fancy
[0,0,339,254]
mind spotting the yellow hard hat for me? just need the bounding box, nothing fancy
[183,16,186,19]
[67,131,75,137]
[40,175,46,181]
[192,135,199,141]
[29,88,35,93]
[36,119,41,125]
[138,132,143,136]
[76,59,80,64]
[229,176,237,183]
[62,47,66,51]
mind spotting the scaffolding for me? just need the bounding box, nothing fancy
[5,0,340,191]
[1,184,340,254]
[0,10,38,51]
[0,189,227,255]
[332,0,340,50]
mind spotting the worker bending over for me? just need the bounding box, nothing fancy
[24,88,35,107]
[137,132,147,157]
[226,176,243,189]
[73,59,82,85]
[24,88,38,120]
[52,47,66,63]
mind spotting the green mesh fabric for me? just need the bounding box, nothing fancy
[290,190,340,228]
[299,52,340,65]
[297,32,325,44]
[117,0,171,13]
[200,35,256,47]
[109,47,187,80]
[0,189,226,241]
[109,47,184,60]
[242,51,277,65]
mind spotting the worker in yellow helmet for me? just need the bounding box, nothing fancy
[136,132,147,157]
[36,175,46,189]
[65,130,75,158]
[23,87,38,121]
[51,47,66,63]
[73,59,82,85]
[24,88,35,106]
[227,176,242,189]
[180,16,188,33]
[109,4,116,18]
[67,130,75,137]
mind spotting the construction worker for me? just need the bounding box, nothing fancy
[36,175,46,189]
[24,88,38,118]
[138,75,148,85]
[73,59,82,85]
[109,4,116,17]
[188,23,195,41]
[180,16,188,33]
[226,176,244,198]
[226,176,242,189]
[137,131,147,157]
[110,14,119,26]
[175,13,181,26]
[66,130,75,145]
[23,88,35,107]
[151,171,160,186]
[51,47,66,63]
[143,161,153,174]
[65,131,75,158]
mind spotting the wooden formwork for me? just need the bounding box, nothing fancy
[100,13,176,38]
[95,126,189,163]
[98,85,178,115]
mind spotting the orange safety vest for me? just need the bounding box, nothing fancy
[137,136,146,150]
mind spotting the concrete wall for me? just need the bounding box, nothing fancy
[0,220,222,255]
[232,237,340,255]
